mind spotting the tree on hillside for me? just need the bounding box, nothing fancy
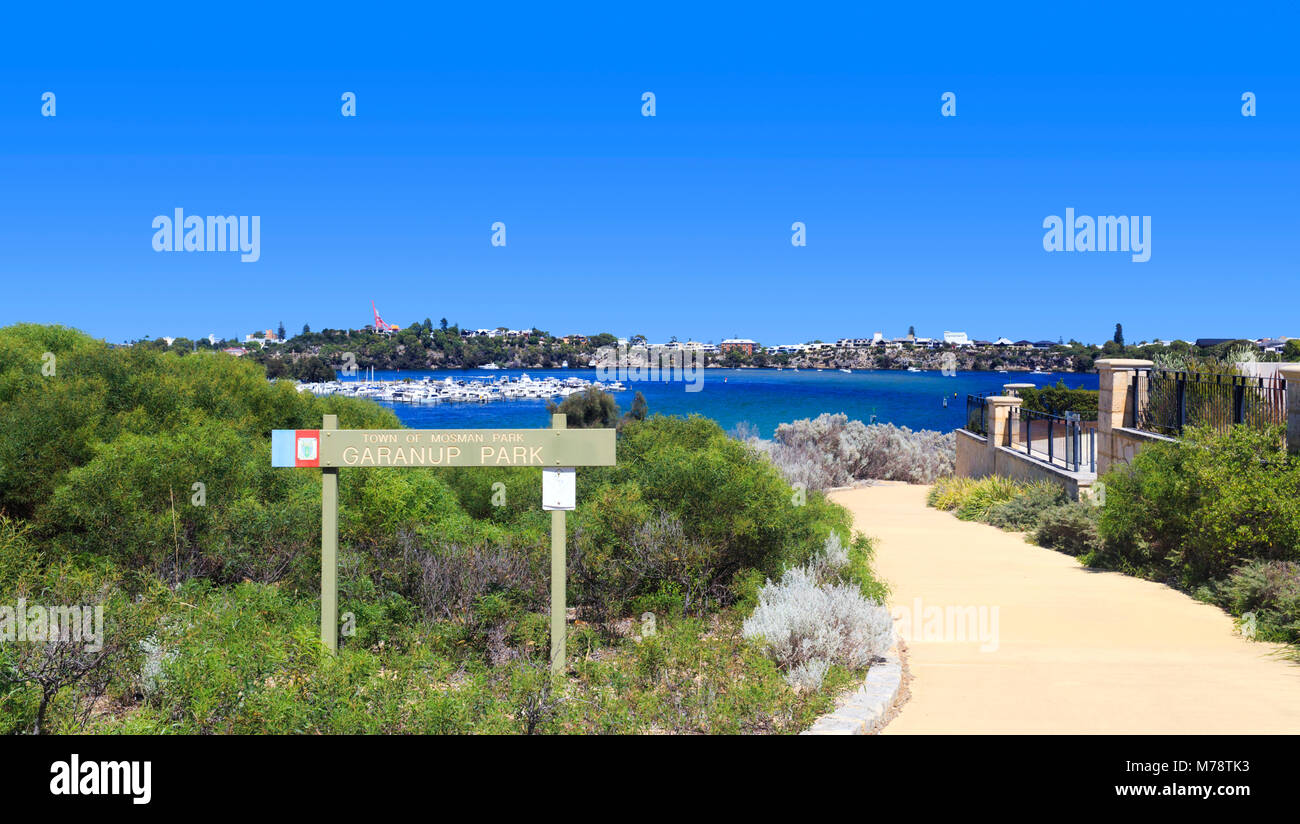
[908,325,916,337]
[277,321,286,340]
[1113,323,1124,346]
[547,387,620,428]
[302,323,311,336]
[291,356,337,383]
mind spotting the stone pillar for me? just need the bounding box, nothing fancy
[1095,359,1153,475]
[1280,365,1300,456]
[1001,383,1034,446]
[985,396,1023,466]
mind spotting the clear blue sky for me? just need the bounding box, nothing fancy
[2,4,1297,345]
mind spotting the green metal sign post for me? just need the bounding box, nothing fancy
[272,415,614,675]
[321,414,339,655]
[548,414,567,675]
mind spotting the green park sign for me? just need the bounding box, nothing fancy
[272,415,616,674]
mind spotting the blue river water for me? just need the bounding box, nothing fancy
[357,368,1098,437]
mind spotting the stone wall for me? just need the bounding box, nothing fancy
[1109,426,1176,467]
[955,428,991,478]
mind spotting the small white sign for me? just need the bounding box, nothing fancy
[542,467,576,510]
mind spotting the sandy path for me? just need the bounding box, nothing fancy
[829,483,1300,734]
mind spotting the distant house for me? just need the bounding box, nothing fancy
[1195,338,1236,348]
[243,328,280,348]
[992,337,1015,346]
[719,338,757,356]
[943,331,973,346]
[768,343,809,355]
[221,347,248,357]
[1032,340,1056,350]
[1256,337,1290,354]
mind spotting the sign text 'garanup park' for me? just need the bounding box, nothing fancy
[272,428,615,468]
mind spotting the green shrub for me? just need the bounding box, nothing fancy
[985,482,1065,531]
[608,415,854,581]
[1095,426,1300,583]
[1019,380,1098,416]
[0,537,168,734]
[1033,502,1102,556]
[927,476,974,511]
[954,476,1024,522]
[1218,561,1300,644]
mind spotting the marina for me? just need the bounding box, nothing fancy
[296,373,628,405]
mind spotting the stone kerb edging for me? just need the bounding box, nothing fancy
[800,631,906,736]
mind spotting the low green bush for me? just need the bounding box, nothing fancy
[1216,561,1300,645]
[1033,502,1102,556]
[954,476,1026,522]
[927,476,975,511]
[985,482,1066,531]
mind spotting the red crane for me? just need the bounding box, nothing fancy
[372,301,400,333]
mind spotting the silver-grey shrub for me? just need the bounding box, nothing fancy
[746,413,954,490]
[742,565,894,676]
[805,532,849,584]
[785,659,830,692]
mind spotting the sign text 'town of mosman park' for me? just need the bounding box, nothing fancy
[272,427,616,469]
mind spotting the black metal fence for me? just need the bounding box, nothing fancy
[1019,408,1097,473]
[965,393,987,435]
[1134,370,1287,437]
